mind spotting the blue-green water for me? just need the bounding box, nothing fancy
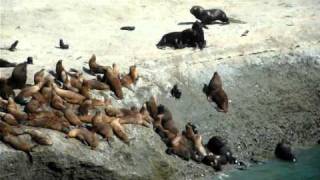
[218,146,320,180]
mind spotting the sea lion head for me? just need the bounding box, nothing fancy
[190,6,204,17]
[129,65,138,81]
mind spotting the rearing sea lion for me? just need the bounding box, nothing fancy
[190,6,229,25]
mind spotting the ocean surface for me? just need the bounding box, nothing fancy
[214,146,320,180]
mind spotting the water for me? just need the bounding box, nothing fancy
[216,146,320,180]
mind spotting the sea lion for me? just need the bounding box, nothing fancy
[103,66,123,99]
[86,79,110,90]
[34,69,45,84]
[1,133,35,152]
[15,80,46,100]
[88,54,106,74]
[51,91,66,110]
[41,83,53,103]
[59,39,69,49]
[7,97,28,121]
[202,154,224,171]
[67,128,99,149]
[27,112,70,133]
[146,96,158,119]
[0,121,23,136]
[7,62,28,89]
[24,129,53,146]
[166,134,193,161]
[171,84,182,99]
[121,65,138,91]
[183,123,207,157]
[118,105,152,127]
[52,83,86,104]
[0,79,15,100]
[25,98,42,113]
[110,118,129,144]
[78,114,94,123]
[0,59,16,67]
[204,72,228,113]
[63,105,83,126]
[157,105,179,135]
[0,112,18,126]
[78,99,92,115]
[275,142,297,162]
[8,40,19,51]
[157,21,206,49]
[80,80,91,99]
[190,6,229,24]
[55,60,67,82]
[63,75,79,93]
[206,136,237,164]
[26,57,33,65]
[92,111,113,144]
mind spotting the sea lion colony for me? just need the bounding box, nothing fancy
[0,5,301,172]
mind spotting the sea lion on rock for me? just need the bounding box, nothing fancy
[89,54,107,74]
[27,112,70,133]
[7,62,28,89]
[59,39,69,49]
[157,105,179,134]
[15,80,46,101]
[24,129,53,146]
[7,97,28,121]
[52,83,85,104]
[121,65,138,91]
[157,21,206,49]
[51,91,66,110]
[190,6,229,25]
[86,79,110,90]
[55,60,67,82]
[183,123,207,157]
[0,112,18,126]
[63,105,83,126]
[34,69,45,84]
[275,142,297,162]
[8,40,19,51]
[206,136,238,164]
[110,118,129,144]
[67,128,99,149]
[25,98,43,113]
[171,84,182,99]
[204,72,228,113]
[103,66,123,99]
[92,111,113,144]
[166,134,193,161]
[202,154,224,171]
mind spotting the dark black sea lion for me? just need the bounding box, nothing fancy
[59,39,69,49]
[7,62,28,89]
[275,142,297,162]
[8,40,19,51]
[171,84,182,99]
[190,6,229,25]
[206,136,238,164]
[157,21,206,49]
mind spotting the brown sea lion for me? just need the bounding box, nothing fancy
[0,121,23,136]
[78,114,94,123]
[41,83,53,103]
[166,134,193,161]
[67,128,99,149]
[92,111,113,144]
[1,134,35,152]
[27,112,70,133]
[63,105,83,126]
[16,80,46,100]
[7,62,28,89]
[63,75,80,93]
[0,112,19,126]
[51,91,66,110]
[34,69,45,84]
[25,98,42,113]
[80,80,91,99]
[7,97,28,121]
[89,54,106,74]
[183,123,207,157]
[110,118,129,144]
[24,129,53,146]
[52,83,85,104]
[146,96,158,119]
[78,99,92,115]
[118,105,152,127]
[86,79,110,90]
[103,66,123,99]
[121,65,138,91]
[112,63,120,79]
[157,105,179,134]
[204,72,229,113]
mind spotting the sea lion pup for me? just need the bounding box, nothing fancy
[55,60,67,82]
[206,136,238,164]
[27,112,70,133]
[67,128,99,149]
[51,91,66,110]
[34,69,45,84]
[7,62,28,89]
[88,54,107,74]
[0,58,17,67]
[8,40,19,51]
[190,6,229,25]
[7,97,28,121]
[103,66,123,99]
[183,123,207,157]
[204,72,228,113]
[121,65,138,91]
[86,79,110,90]
[52,83,86,104]
[275,142,297,162]
[63,105,83,126]
[92,111,113,145]
[24,129,53,146]
[0,78,15,100]
[110,118,129,144]
[0,112,19,126]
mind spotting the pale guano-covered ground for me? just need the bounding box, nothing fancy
[0,0,320,180]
